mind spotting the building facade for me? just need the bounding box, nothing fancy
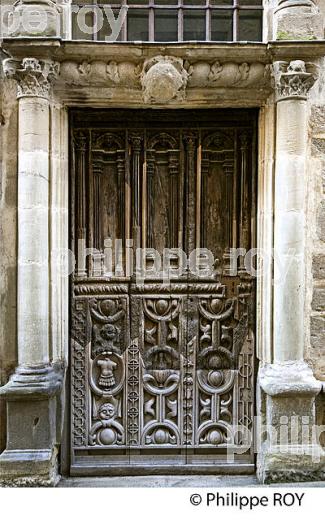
[0,0,325,486]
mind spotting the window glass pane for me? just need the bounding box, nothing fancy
[155,0,178,4]
[183,0,206,5]
[127,9,149,40]
[238,9,262,40]
[98,9,123,41]
[72,10,94,40]
[210,0,233,5]
[127,1,149,4]
[155,10,178,41]
[99,0,123,5]
[211,9,233,40]
[183,10,206,40]
[238,0,262,5]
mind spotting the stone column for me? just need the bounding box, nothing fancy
[0,57,63,486]
[6,1,61,38]
[258,60,325,483]
[274,1,322,40]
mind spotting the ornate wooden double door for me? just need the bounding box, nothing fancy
[70,109,257,475]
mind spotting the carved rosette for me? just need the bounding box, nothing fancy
[141,56,189,104]
[2,57,60,99]
[272,60,318,102]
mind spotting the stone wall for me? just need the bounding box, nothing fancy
[308,58,325,381]
[316,0,325,36]
[308,57,325,444]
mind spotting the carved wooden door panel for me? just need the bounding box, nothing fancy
[70,110,257,475]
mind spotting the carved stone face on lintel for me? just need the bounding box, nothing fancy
[141,56,189,104]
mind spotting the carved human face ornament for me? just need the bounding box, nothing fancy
[98,403,115,420]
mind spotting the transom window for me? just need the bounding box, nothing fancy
[71,1,263,42]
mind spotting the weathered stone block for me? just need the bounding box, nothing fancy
[0,364,64,486]
[6,399,56,451]
[310,315,325,349]
[311,138,325,157]
[316,393,325,447]
[275,3,323,41]
[312,287,325,311]
[257,362,324,484]
[310,105,325,133]
[312,254,325,279]
[0,449,59,487]
[317,200,325,242]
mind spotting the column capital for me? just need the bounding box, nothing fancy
[4,0,62,38]
[272,60,318,102]
[2,57,60,99]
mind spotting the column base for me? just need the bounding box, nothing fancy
[0,448,59,487]
[0,363,65,487]
[257,361,325,483]
[257,443,325,484]
[259,360,322,396]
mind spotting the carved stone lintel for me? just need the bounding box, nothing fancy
[59,60,142,87]
[2,58,60,99]
[141,56,189,104]
[272,60,318,102]
[57,57,270,96]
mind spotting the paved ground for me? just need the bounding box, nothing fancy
[58,475,325,487]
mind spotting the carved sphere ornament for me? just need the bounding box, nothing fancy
[141,56,189,104]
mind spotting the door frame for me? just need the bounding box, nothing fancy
[60,106,271,477]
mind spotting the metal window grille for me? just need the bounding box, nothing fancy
[71,1,263,42]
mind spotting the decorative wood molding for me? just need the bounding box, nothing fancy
[74,283,129,295]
